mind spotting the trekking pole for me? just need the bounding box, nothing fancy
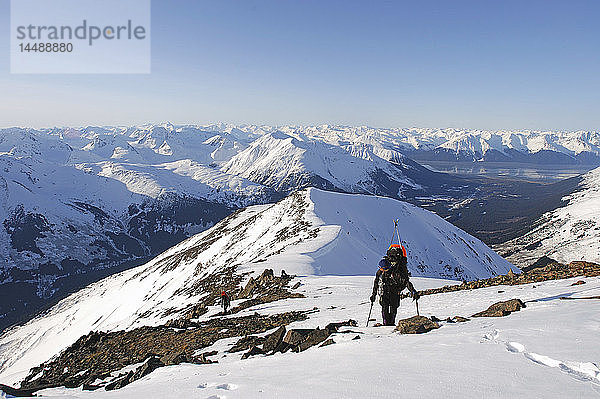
[415,297,420,316]
[366,301,374,327]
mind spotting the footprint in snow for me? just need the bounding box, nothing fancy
[198,382,238,391]
[217,383,238,390]
[524,352,561,368]
[504,341,600,384]
[506,342,525,353]
[480,329,500,343]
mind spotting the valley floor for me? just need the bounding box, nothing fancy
[12,275,600,398]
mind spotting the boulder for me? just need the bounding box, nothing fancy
[296,328,330,352]
[105,371,134,391]
[239,268,296,300]
[260,268,275,282]
[193,354,209,364]
[319,338,335,347]
[82,382,102,391]
[132,356,164,380]
[472,299,526,318]
[228,335,266,353]
[396,316,440,334]
[193,352,217,364]
[571,280,586,286]
[96,355,163,392]
[283,329,314,346]
[161,350,189,365]
[241,345,265,360]
[239,277,257,298]
[324,319,358,334]
[263,326,286,353]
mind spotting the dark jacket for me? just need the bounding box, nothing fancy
[371,262,417,300]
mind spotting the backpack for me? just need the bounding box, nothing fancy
[379,246,410,294]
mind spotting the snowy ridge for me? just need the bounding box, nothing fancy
[0,188,513,385]
[221,132,420,194]
[498,166,600,266]
[91,160,276,206]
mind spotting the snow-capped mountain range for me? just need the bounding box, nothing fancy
[497,166,600,266]
[0,188,514,385]
[274,125,600,163]
[0,123,596,331]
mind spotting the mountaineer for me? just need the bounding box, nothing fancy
[220,291,230,315]
[370,243,419,326]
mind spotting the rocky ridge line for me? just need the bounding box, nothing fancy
[402,260,600,300]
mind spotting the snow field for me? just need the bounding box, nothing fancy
[32,274,600,399]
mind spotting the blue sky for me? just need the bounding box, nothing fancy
[1,0,599,130]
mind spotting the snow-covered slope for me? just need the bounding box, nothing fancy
[30,275,600,399]
[0,188,513,385]
[498,167,600,267]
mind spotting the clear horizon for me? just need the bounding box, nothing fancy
[1,121,599,134]
[1,0,599,131]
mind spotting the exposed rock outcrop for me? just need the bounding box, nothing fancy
[19,311,307,393]
[105,356,164,391]
[472,299,526,318]
[241,346,265,360]
[396,316,440,334]
[403,261,600,299]
[239,319,357,359]
[229,335,266,353]
[231,269,305,314]
[263,326,286,353]
[0,383,39,398]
